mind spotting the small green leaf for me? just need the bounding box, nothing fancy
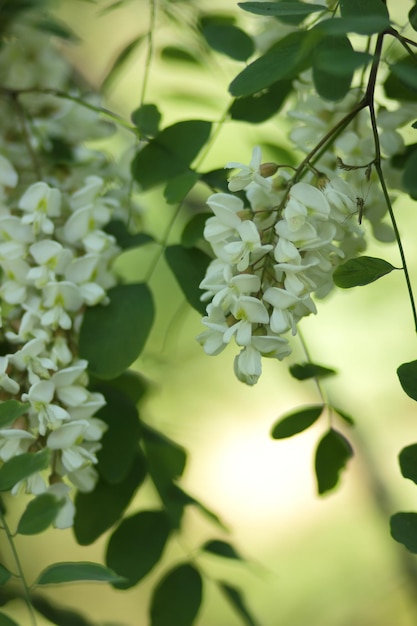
[161,46,200,64]
[409,4,417,31]
[165,245,211,315]
[0,401,30,428]
[106,510,172,589]
[332,406,355,426]
[238,2,326,17]
[0,564,12,586]
[315,429,353,495]
[150,563,203,626]
[403,149,417,200]
[333,256,395,288]
[219,583,258,626]
[104,220,154,249]
[164,171,199,204]
[202,539,242,560]
[181,213,211,248]
[31,596,94,626]
[0,449,51,492]
[36,562,125,585]
[102,35,144,91]
[0,613,20,626]
[399,444,417,484]
[74,451,147,545]
[79,283,154,379]
[289,362,337,380]
[202,22,254,61]
[271,405,324,439]
[230,79,292,123]
[391,512,417,553]
[17,493,64,535]
[171,485,228,531]
[397,360,417,402]
[131,103,161,137]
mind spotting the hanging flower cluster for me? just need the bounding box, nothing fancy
[198,147,365,385]
[0,16,128,527]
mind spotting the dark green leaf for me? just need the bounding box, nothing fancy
[150,564,202,626]
[92,370,149,404]
[74,451,147,545]
[79,283,154,379]
[161,46,201,64]
[131,103,161,137]
[181,213,211,248]
[385,56,417,101]
[36,562,125,586]
[31,596,94,626]
[399,444,417,484]
[102,35,144,91]
[164,171,199,204]
[390,60,417,92]
[238,2,325,17]
[0,613,19,626]
[0,401,30,428]
[131,121,211,191]
[229,30,313,97]
[333,256,395,288]
[271,405,324,439]
[0,449,50,492]
[410,4,417,31]
[202,539,242,560]
[313,36,355,101]
[170,485,228,531]
[0,564,12,586]
[17,493,64,535]
[165,245,211,315]
[230,79,292,123]
[315,429,353,495]
[314,15,388,35]
[339,0,390,33]
[332,406,355,426]
[289,362,337,380]
[397,360,417,402]
[391,512,417,553]
[412,121,417,129]
[219,583,258,626]
[106,510,172,589]
[94,387,141,484]
[200,168,230,193]
[104,220,154,249]
[403,149,417,199]
[202,22,254,61]
[34,17,80,41]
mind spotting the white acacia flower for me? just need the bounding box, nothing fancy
[27,240,72,288]
[0,356,19,394]
[224,296,270,346]
[47,482,75,529]
[0,429,35,461]
[233,345,263,385]
[47,420,99,473]
[204,193,244,244]
[18,182,61,235]
[22,379,69,435]
[0,259,30,304]
[41,281,83,329]
[226,146,272,192]
[10,337,56,383]
[197,304,230,355]
[221,220,273,271]
[0,154,18,189]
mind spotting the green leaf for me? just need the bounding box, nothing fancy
[403,149,417,200]
[315,429,353,495]
[131,120,212,191]
[181,213,211,248]
[202,539,242,560]
[229,30,313,97]
[160,46,200,64]
[271,405,324,439]
[131,103,161,137]
[0,449,51,492]
[219,583,258,626]
[79,283,154,379]
[106,510,172,589]
[385,56,417,101]
[332,406,355,426]
[230,79,292,123]
[104,220,154,249]
[314,15,388,35]
[313,36,355,101]
[289,362,337,381]
[0,613,20,626]
[164,171,200,204]
[238,2,326,17]
[397,360,417,402]
[102,35,144,92]
[391,512,417,553]
[31,596,94,626]
[339,0,390,33]
[150,564,203,626]
[200,168,230,193]
[0,564,12,586]
[390,60,417,92]
[36,562,125,586]
[74,450,147,545]
[165,245,211,315]
[399,444,417,484]
[0,400,30,428]
[333,256,395,288]
[170,485,228,531]
[94,387,142,484]
[92,369,149,404]
[17,493,64,535]
[202,22,254,61]
[409,4,417,31]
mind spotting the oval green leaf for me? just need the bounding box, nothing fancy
[0,449,51,492]
[36,562,125,585]
[150,563,203,626]
[238,2,325,17]
[271,404,324,439]
[106,510,172,589]
[391,512,417,553]
[230,79,292,123]
[398,359,417,402]
[104,220,154,249]
[333,256,395,288]
[202,22,254,61]
[315,429,353,495]
[339,0,390,32]
[79,283,154,380]
[218,583,258,626]
[202,539,242,560]
[289,362,337,381]
[410,4,417,31]
[165,245,211,315]
[17,493,64,535]
[181,213,211,248]
[0,400,30,428]
[399,444,417,484]
[0,564,12,586]
[0,613,19,626]
[131,103,161,137]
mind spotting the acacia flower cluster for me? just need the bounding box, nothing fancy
[0,15,127,527]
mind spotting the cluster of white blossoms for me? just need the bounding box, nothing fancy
[198,147,365,385]
[0,15,127,526]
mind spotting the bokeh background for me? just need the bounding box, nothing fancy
[4,0,417,624]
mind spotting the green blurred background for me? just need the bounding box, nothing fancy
[5,0,417,624]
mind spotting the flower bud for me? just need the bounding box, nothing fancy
[259,162,279,178]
